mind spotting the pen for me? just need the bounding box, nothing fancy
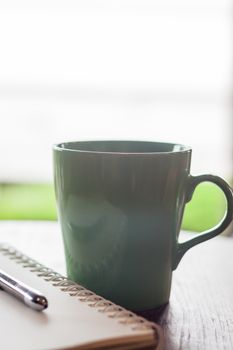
[0,269,48,311]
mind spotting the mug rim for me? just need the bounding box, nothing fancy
[53,140,192,155]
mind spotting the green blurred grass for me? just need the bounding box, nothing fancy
[0,184,57,220]
[181,182,226,232]
[0,182,227,232]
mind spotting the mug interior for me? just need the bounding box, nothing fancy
[55,140,191,154]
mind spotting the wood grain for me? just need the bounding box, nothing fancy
[158,235,233,350]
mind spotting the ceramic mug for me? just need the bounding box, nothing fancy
[53,140,233,312]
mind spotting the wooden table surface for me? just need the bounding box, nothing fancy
[0,221,232,350]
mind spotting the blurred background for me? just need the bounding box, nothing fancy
[0,0,232,232]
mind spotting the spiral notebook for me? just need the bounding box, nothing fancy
[0,244,163,350]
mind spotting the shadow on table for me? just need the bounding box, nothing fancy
[135,303,169,322]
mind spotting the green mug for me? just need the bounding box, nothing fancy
[53,140,233,312]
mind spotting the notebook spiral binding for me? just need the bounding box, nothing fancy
[0,244,162,343]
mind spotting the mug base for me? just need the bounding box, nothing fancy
[134,302,168,322]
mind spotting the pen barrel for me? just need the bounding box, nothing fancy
[0,269,48,311]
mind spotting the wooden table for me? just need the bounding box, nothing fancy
[0,221,232,350]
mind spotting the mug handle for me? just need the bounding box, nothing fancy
[173,174,233,270]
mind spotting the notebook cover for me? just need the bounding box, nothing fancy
[0,244,164,350]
